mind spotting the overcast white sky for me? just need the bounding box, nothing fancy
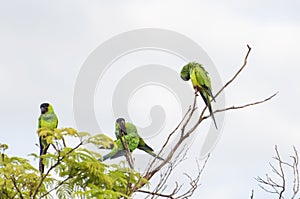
[1,1,300,198]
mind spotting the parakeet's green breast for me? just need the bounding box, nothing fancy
[116,134,140,151]
[39,113,58,130]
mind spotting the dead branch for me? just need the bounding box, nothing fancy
[149,147,188,199]
[176,155,210,199]
[130,45,276,198]
[137,155,210,199]
[250,190,254,199]
[256,145,300,199]
[291,146,299,199]
[214,44,251,99]
[201,92,277,121]
[138,189,175,199]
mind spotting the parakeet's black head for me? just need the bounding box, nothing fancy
[180,63,191,81]
[116,118,127,135]
[40,103,49,114]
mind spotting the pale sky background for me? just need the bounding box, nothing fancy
[1,0,300,198]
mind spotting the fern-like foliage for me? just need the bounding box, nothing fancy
[0,127,147,199]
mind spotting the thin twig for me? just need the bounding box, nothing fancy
[255,145,300,199]
[144,105,192,176]
[32,141,84,198]
[250,190,254,199]
[176,155,210,199]
[39,176,72,198]
[214,44,251,99]
[11,175,24,199]
[137,189,175,199]
[275,146,286,198]
[291,146,299,199]
[201,92,278,121]
[119,130,134,169]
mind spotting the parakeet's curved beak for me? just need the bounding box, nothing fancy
[116,118,127,135]
[40,106,47,114]
[181,75,190,81]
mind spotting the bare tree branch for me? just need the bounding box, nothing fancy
[137,189,175,199]
[201,92,278,121]
[137,154,210,199]
[291,146,299,199]
[127,45,278,199]
[176,155,210,199]
[250,190,254,199]
[214,44,251,99]
[256,145,300,199]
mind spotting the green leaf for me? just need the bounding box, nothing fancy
[87,134,115,149]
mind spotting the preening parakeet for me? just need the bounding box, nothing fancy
[101,118,163,161]
[38,103,58,173]
[180,62,218,129]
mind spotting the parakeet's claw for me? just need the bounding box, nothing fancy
[194,88,199,96]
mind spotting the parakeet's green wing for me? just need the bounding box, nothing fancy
[193,65,217,128]
[125,123,139,136]
[137,138,154,152]
[101,135,140,161]
[194,65,211,89]
[194,64,215,101]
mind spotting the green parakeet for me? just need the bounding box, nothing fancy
[180,62,217,129]
[101,118,163,161]
[38,103,58,173]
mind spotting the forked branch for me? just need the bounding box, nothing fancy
[130,45,276,198]
[256,145,299,199]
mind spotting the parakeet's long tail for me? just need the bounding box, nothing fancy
[145,150,164,161]
[138,143,164,161]
[39,137,49,174]
[200,92,218,129]
[208,104,218,129]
